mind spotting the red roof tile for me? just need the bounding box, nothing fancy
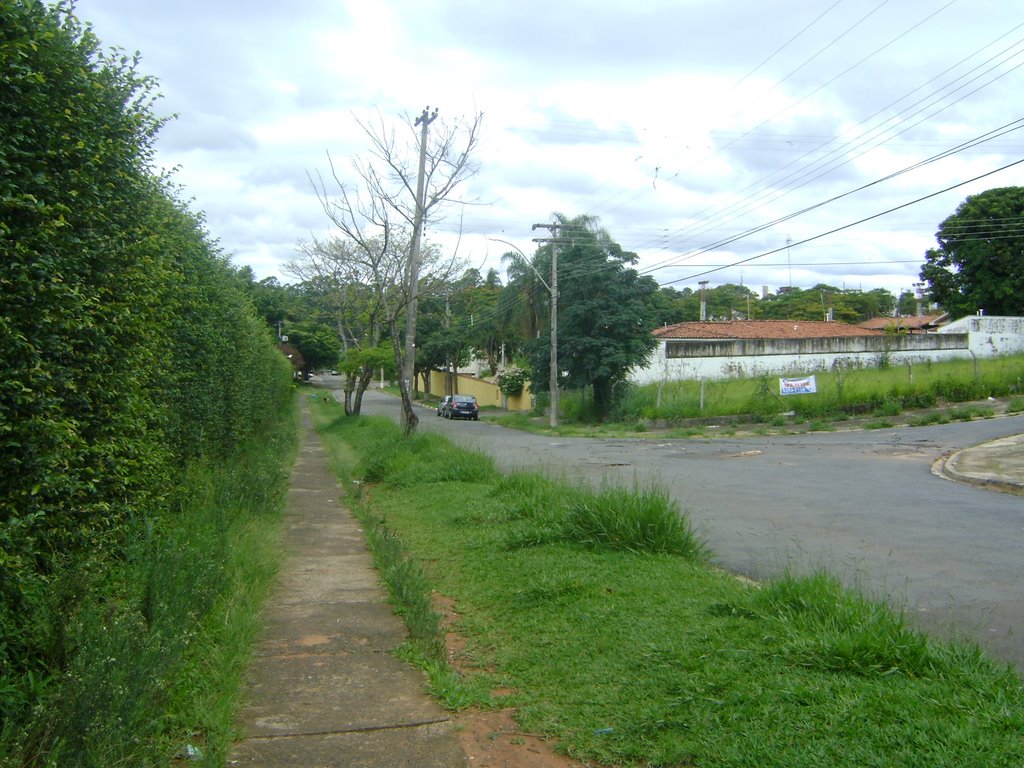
[653,320,885,340]
[857,314,946,331]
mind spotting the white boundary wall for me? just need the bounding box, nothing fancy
[938,316,1024,357]
[630,316,1022,385]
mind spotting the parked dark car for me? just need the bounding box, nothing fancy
[444,394,479,420]
[437,395,452,416]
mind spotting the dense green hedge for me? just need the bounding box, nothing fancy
[0,1,294,752]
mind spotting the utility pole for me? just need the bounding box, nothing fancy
[532,222,565,428]
[401,106,437,434]
[786,235,793,288]
[444,290,452,395]
[699,280,709,322]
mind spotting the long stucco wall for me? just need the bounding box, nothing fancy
[938,316,1024,357]
[630,332,974,385]
[427,370,533,411]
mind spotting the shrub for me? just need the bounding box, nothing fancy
[496,366,530,397]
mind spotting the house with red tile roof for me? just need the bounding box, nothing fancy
[857,313,948,334]
[630,319,973,385]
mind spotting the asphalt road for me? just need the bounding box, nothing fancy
[348,387,1024,672]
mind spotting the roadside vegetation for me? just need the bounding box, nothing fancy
[310,395,1024,768]
[481,353,1024,436]
[1,5,298,764]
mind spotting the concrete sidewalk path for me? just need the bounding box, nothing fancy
[229,400,468,767]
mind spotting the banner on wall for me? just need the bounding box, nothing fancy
[779,375,817,395]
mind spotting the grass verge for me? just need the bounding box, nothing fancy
[309,395,1023,768]
[1,396,300,767]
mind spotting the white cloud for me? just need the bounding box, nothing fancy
[75,0,1024,299]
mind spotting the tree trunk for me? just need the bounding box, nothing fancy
[351,365,375,415]
[390,321,419,435]
[342,372,356,415]
[593,378,614,422]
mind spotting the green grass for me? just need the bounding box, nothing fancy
[617,353,1024,425]
[483,354,1024,438]
[1,397,300,767]
[864,419,896,430]
[309,395,1024,768]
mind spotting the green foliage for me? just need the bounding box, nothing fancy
[0,3,295,761]
[525,214,659,419]
[757,284,896,322]
[619,354,1023,424]
[495,365,529,396]
[309,397,1024,768]
[286,321,340,374]
[921,187,1024,317]
[566,484,707,558]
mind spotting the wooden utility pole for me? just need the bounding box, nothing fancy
[532,222,565,428]
[401,106,437,434]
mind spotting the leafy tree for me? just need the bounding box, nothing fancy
[236,272,295,332]
[757,285,895,323]
[525,215,660,420]
[647,286,694,325]
[897,289,918,317]
[286,322,340,375]
[497,250,546,358]
[457,268,504,374]
[705,283,759,320]
[758,286,828,320]
[286,233,451,413]
[920,186,1024,317]
[415,292,465,394]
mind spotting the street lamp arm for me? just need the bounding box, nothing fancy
[487,237,551,293]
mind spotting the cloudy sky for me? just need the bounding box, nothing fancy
[78,0,1024,298]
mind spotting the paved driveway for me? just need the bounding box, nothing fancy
[353,388,1024,671]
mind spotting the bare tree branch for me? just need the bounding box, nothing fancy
[306,108,484,433]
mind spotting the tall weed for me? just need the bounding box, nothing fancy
[620,353,1024,423]
[2,399,298,767]
[752,572,946,678]
[566,484,707,558]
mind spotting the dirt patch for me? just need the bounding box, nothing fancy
[432,593,591,768]
[455,707,587,768]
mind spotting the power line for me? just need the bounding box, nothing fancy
[656,155,1024,287]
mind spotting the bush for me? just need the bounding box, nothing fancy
[496,366,530,397]
[0,4,295,761]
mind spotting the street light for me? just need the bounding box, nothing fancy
[489,237,558,428]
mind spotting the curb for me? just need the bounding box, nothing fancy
[933,435,1024,495]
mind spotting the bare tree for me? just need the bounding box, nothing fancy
[286,236,388,415]
[310,108,483,433]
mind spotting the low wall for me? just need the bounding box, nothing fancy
[632,332,973,385]
[427,370,533,412]
[939,316,1024,357]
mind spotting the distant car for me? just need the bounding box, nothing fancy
[445,394,479,421]
[437,395,452,416]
